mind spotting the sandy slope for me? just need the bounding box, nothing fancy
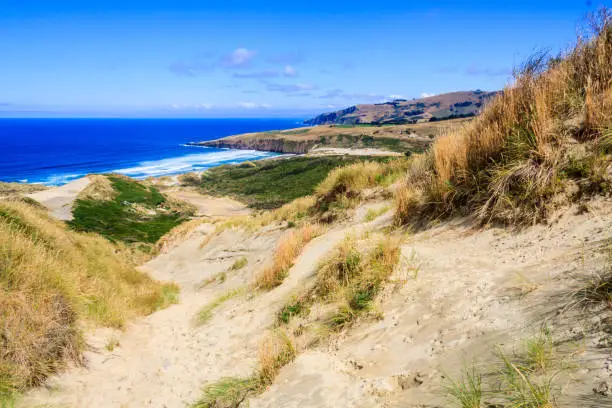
[307,147,403,157]
[19,198,612,407]
[26,177,91,220]
[19,216,371,407]
[164,187,250,218]
[251,200,612,408]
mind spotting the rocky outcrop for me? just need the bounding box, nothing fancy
[193,138,316,154]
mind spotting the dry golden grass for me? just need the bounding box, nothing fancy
[258,329,296,386]
[396,11,612,226]
[254,224,323,290]
[0,181,47,197]
[157,218,208,253]
[0,200,178,396]
[275,233,401,336]
[315,159,409,202]
[78,175,115,201]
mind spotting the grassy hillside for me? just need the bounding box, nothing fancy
[180,156,389,209]
[194,118,468,154]
[0,199,178,400]
[0,181,47,197]
[396,13,611,226]
[304,91,497,125]
[69,175,193,244]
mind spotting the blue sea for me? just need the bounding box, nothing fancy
[0,118,302,185]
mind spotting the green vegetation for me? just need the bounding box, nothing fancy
[276,234,401,331]
[444,364,482,408]
[192,376,259,408]
[192,329,296,408]
[195,288,244,325]
[230,257,248,271]
[0,199,178,399]
[182,156,379,209]
[69,175,192,244]
[363,206,390,222]
[445,330,562,408]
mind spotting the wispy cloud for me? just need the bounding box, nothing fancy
[169,48,258,77]
[233,70,279,79]
[318,89,387,103]
[265,82,317,93]
[238,102,271,109]
[221,48,257,68]
[283,65,297,77]
[420,92,436,98]
[170,103,214,110]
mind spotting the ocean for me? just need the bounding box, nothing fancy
[0,118,302,185]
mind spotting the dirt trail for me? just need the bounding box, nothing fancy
[164,187,251,218]
[19,198,612,407]
[26,177,90,220]
[19,216,362,407]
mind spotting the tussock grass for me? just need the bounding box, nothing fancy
[396,11,612,226]
[315,159,408,202]
[276,234,401,332]
[257,329,296,386]
[191,330,296,407]
[496,348,556,408]
[570,241,612,310]
[0,181,47,196]
[195,288,244,325]
[254,224,323,290]
[444,363,482,408]
[230,257,248,271]
[78,175,115,201]
[191,376,258,408]
[364,206,390,222]
[445,330,562,408]
[0,200,178,397]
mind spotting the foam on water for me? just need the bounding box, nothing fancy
[113,148,279,178]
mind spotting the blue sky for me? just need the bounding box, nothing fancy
[0,0,606,117]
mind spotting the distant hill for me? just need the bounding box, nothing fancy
[305,90,498,125]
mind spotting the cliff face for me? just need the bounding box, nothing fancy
[196,138,316,154]
[305,90,498,125]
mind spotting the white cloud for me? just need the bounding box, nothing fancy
[238,102,271,109]
[283,65,297,77]
[170,103,214,110]
[222,48,257,68]
[388,94,406,100]
[420,92,436,98]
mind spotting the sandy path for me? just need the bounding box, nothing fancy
[19,220,355,407]
[164,188,250,218]
[26,177,91,221]
[307,147,402,156]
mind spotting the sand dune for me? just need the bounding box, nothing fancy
[27,177,91,221]
[19,197,612,407]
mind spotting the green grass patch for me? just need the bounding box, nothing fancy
[230,257,248,271]
[196,288,244,325]
[69,175,190,244]
[189,156,373,209]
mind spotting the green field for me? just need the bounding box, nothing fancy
[185,156,382,209]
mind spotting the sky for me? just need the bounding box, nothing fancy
[0,0,607,118]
